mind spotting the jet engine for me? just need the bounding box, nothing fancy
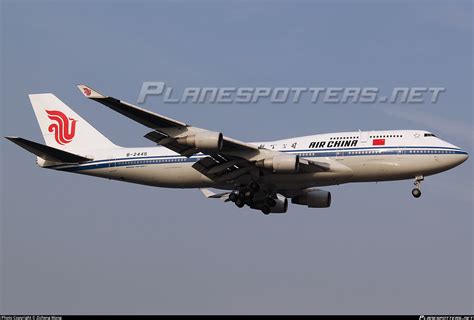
[291,189,331,208]
[255,154,299,173]
[269,194,288,213]
[177,131,223,150]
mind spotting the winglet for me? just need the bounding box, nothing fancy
[77,84,106,99]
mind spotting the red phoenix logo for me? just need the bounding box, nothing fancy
[83,87,91,96]
[46,110,78,145]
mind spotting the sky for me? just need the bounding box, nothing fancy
[1,0,473,315]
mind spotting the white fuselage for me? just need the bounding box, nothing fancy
[42,130,469,191]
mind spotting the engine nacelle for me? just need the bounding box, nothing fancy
[255,154,299,173]
[292,190,331,208]
[270,194,288,213]
[177,131,223,150]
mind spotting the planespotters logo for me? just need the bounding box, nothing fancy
[46,110,78,145]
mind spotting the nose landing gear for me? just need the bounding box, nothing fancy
[411,188,421,198]
[411,175,424,198]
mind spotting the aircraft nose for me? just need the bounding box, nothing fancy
[453,149,469,167]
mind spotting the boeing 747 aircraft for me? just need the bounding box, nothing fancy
[6,85,469,214]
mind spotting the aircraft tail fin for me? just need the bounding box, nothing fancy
[28,93,117,152]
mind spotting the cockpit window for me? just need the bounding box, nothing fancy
[424,133,436,137]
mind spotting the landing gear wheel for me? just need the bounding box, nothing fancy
[412,175,424,199]
[229,192,237,202]
[235,197,245,208]
[243,190,253,199]
[266,198,276,207]
[250,182,260,192]
[245,198,254,206]
[261,206,271,215]
[412,188,421,198]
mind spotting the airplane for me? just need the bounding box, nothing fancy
[5,85,469,214]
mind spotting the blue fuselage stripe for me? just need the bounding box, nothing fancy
[51,145,468,173]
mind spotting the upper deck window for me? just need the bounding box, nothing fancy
[424,133,436,137]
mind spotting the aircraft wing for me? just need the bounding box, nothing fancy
[77,85,345,184]
[77,84,258,156]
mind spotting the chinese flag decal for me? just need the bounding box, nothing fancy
[372,139,385,146]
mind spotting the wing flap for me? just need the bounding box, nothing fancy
[199,188,231,201]
[299,158,331,172]
[144,131,196,156]
[299,157,353,174]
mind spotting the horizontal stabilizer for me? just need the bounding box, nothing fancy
[5,136,92,163]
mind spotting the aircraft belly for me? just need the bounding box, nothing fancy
[264,168,354,189]
[151,164,215,187]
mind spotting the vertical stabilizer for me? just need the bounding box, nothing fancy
[29,93,117,151]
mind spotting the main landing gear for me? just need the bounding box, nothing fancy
[229,192,245,208]
[411,175,424,198]
[229,186,253,209]
[229,182,274,214]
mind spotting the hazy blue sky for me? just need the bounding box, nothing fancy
[1,0,472,314]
